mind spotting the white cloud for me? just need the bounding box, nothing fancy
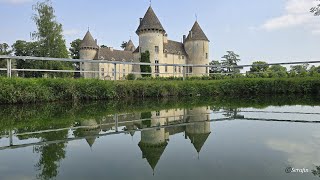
[261,0,319,32]
[0,0,33,5]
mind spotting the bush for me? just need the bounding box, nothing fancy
[0,77,320,104]
[127,73,136,80]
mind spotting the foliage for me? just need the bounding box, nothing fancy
[221,51,241,72]
[0,43,12,75]
[1,77,320,104]
[209,60,222,74]
[127,73,136,80]
[289,64,309,77]
[140,51,151,77]
[69,39,81,59]
[31,0,72,77]
[311,0,320,16]
[121,41,128,49]
[250,61,269,72]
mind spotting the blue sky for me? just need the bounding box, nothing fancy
[0,0,320,65]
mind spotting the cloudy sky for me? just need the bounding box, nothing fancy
[0,0,319,64]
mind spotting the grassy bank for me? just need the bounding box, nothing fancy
[0,77,320,104]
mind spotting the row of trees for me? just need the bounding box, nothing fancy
[209,51,320,79]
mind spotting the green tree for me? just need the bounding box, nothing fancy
[209,60,222,73]
[121,41,128,49]
[290,64,309,77]
[69,39,82,78]
[268,64,287,78]
[221,51,240,73]
[0,43,12,76]
[32,0,72,77]
[140,51,151,77]
[311,0,320,16]
[100,45,108,48]
[12,40,42,77]
[69,39,81,59]
[250,61,269,72]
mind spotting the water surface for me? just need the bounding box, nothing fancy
[1,96,320,180]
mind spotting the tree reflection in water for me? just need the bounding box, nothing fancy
[33,131,68,180]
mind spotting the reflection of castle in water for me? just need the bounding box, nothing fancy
[74,107,211,171]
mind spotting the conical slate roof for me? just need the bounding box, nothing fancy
[124,40,136,51]
[186,21,209,42]
[138,142,168,171]
[136,6,165,34]
[80,30,99,49]
[186,132,211,153]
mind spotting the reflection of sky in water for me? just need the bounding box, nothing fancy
[0,105,320,179]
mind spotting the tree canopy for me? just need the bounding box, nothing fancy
[221,51,241,73]
[140,51,151,77]
[311,0,320,16]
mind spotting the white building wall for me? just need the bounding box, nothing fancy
[184,40,209,76]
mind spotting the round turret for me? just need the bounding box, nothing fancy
[184,21,210,76]
[136,6,166,77]
[79,30,99,78]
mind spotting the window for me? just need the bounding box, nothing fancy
[179,67,181,73]
[178,55,181,59]
[165,65,168,73]
[165,53,168,58]
[174,66,177,73]
[206,53,208,59]
[155,60,159,74]
[123,69,126,78]
[189,67,193,74]
[155,46,159,54]
[101,68,105,76]
[156,111,160,116]
[182,56,185,59]
[112,68,114,76]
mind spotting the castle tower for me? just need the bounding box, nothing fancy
[124,39,136,51]
[79,30,99,78]
[138,116,168,172]
[73,119,100,148]
[185,107,211,154]
[136,6,166,76]
[184,21,210,76]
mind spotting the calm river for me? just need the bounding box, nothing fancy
[1,96,320,180]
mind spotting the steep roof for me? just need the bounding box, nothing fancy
[186,132,211,153]
[133,46,140,54]
[138,141,168,170]
[80,31,99,49]
[164,40,187,56]
[98,48,134,61]
[185,21,209,42]
[136,6,165,34]
[124,40,136,51]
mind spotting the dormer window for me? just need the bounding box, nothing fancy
[155,46,159,54]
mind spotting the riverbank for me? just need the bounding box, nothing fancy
[1,77,320,104]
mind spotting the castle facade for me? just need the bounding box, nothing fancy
[79,6,210,80]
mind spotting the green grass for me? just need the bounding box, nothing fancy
[0,77,320,104]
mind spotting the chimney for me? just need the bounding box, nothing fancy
[140,18,143,23]
[95,39,98,45]
[183,35,186,43]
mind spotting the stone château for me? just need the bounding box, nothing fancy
[80,6,210,80]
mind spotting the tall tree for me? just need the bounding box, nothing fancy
[69,39,81,78]
[221,51,240,72]
[69,39,81,59]
[311,0,320,16]
[140,51,151,77]
[32,0,68,58]
[32,0,72,77]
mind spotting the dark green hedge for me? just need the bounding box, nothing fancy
[0,77,320,104]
